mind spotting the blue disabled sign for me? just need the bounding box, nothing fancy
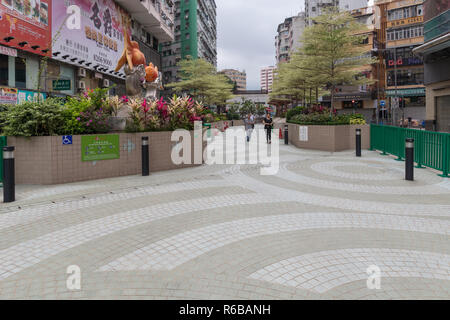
[62,135,73,145]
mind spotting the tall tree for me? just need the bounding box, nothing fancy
[271,8,377,114]
[166,56,234,106]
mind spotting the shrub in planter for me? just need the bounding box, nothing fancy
[286,106,306,121]
[0,98,67,137]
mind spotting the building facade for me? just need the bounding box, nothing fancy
[305,0,369,25]
[160,0,217,85]
[376,0,426,124]
[220,69,247,91]
[0,0,174,103]
[275,13,306,64]
[414,0,450,132]
[260,66,276,92]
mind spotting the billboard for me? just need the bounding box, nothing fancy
[52,0,131,78]
[0,0,52,56]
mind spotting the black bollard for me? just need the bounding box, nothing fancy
[3,146,15,203]
[356,129,362,157]
[231,120,234,127]
[405,138,414,181]
[142,137,149,177]
[284,125,289,145]
[408,117,412,128]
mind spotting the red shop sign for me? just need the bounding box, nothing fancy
[0,0,52,56]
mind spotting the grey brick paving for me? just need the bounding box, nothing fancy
[0,129,449,299]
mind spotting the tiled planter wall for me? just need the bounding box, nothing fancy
[8,131,203,185]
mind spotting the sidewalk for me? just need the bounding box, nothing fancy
[0,129,449,299]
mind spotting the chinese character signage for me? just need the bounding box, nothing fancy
[52,0,131,78]
[387,16,424,28]
[0,0,52,56]
[52,79,71,91]
[81,134,120,161]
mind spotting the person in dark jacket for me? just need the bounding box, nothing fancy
[263,113,273,144]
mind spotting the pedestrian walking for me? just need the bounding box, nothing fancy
[244,113,255,142]
[263,113,273,144]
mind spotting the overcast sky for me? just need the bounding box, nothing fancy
[216,0,304,90]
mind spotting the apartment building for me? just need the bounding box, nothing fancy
[221,69,247,91]
[160,0,217,85]
[261,66,276,92]
[275,13,306,64]
[376,0,426,122]
[305,0,369,25]
[414,0,450,132]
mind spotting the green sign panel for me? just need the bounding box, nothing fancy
[386,88,426,97]
[53,79,71,91]
[81,135,120,162]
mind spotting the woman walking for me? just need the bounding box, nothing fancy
[263,113,273,144]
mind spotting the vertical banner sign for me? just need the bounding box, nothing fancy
[81,134,120,161]
[52,0,131,77]
[299,126,308,142]
[0,0,52,56]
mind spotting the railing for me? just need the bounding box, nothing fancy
[370,124,450,177]
[0,136,6,184]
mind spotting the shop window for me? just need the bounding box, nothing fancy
[15,58,26,89]
[0,54,8,86]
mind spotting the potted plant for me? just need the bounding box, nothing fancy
[107,96,128,131]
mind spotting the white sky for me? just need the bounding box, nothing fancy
[216,0,304,90]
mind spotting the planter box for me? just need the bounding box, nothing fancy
[287,124,371,152]
[8,131,203,185]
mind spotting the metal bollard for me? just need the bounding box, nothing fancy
[231,120,234,127]
[408,117,412,128]
[405,138,414,181]
[356,129,362,157]
[3,146,15,203]
[142,137,149,177]
[284,125,289,145]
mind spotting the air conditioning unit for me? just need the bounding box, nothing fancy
[102,79,110,88]
[77,81,86,90]
[78,68,86,77]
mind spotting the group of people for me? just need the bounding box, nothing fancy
[244,113,274,144]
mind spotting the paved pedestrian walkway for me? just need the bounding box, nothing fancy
[0,126,449,299]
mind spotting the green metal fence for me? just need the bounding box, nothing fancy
[0,136,6,183]
[370,125,450,177]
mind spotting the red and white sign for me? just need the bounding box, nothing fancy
[0,0,52,56]
[0,44,17,56]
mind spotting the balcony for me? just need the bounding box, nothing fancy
[115,0,174,42]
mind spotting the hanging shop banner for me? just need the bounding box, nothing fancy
[52,0,131,77]
[17,89,47,104]
[81,134,120,162]
[0,0,52,56]
[0,86,18,104]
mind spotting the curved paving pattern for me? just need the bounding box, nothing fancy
[0,127,449,300]
[248,249,450,293]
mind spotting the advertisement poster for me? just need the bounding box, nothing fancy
[81,134,120,161]
[0,0,52,56]
[52,0,131,77]
[0,86,18,104]
[17,89,47,104]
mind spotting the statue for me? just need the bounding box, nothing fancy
[115,29,161,99]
